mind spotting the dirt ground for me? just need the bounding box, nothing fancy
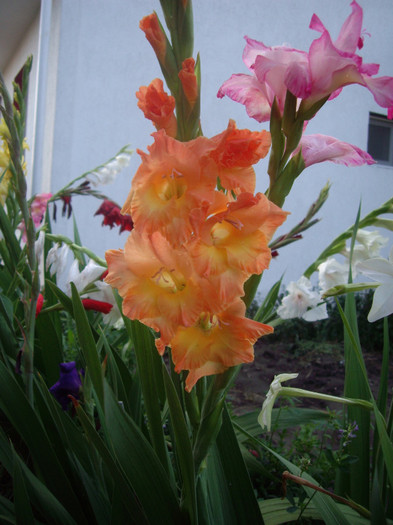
[228,339,392,415]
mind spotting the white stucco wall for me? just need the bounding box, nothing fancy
[31,0,393,295]
[3,10,40,196]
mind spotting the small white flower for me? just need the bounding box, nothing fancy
[86,151,132,187]
[46,243,70,277]
[258,373,299,431]
[342,229,388,272]
[35,231,46,262]
[66,258,105,296]
[318,257,349,293]
[356,246,393,322]
[277,276,328,321]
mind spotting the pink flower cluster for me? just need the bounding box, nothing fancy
[218,1,393,123]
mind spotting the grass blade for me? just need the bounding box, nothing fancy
[70,282,104,408]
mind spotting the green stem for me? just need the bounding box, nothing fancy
[0,65,37,404]
[193,366,238,472]
[45,233,107,266]
[279,387,373,410]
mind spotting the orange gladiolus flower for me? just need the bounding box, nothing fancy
[178,57,198,107]
[209,120,271,193]
[105,230,221,346]
[170,299,273,392]
[121,130,217,246]
[140,13,167,62]
[136,79,177,137]
[190,192,288,278]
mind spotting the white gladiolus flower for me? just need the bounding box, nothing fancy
[277,276,328,321]
[46,243,70,277]
[356,246,393,322]
[258,373,299,431]
[86,150,132,187]
[318,257,349,293]
[342,228,388,271]
[35,231,45,262]
[66,258,105,296]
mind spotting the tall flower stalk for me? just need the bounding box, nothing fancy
[0,58,37,402]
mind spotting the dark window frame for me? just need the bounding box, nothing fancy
[368,112,393,166]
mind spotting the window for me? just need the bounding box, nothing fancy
[367,112,393,165]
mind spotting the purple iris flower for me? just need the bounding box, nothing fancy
[49,361,82,410]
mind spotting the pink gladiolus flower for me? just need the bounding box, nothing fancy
[18,193,52,241]
[218,1,393,121]
[293,134,375,168]
[31,193,52,227]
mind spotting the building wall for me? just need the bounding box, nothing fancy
[30,0,393,294]
[4,9,40,196]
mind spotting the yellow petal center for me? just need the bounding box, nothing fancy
[152,267,186,293]
[198,312,219,332]
[157,169,186,201]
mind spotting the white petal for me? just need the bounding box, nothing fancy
[357,257,393,284]
[367,284,393,322]
[257,373,298,431]
[303,303,328,321]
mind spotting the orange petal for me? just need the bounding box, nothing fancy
[170,299,273,391]
[136,78,177,137]
[122,131,217,246]
[209,120,271,192]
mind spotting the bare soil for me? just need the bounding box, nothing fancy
[228,339,393,415]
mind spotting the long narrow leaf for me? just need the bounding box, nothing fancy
[162,363,197,524]
[103,381,184,525]
[123,316,172,475]
[377,317,391,417]
[12,447,36,525]
[70,282,104,408]
[73,400,149,525]
[215,406,264,524]
[0,370,84,523]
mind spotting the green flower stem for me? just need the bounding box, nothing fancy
[45,233,107,267]
[304,196,393,278]
[193,366,239,472]
[0,62,37,403]
[279,387,373,410]
[50,145,132,199]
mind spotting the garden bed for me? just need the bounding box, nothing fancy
[230,339,392,415]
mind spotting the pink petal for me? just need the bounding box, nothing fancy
[217,73,272,122]
[335,1,363,54]
[243,36,270,69]
[362,76,393,110]
[253,47,310,104]
[309,13,326,35]
[284,61,312,99]
[308,32,364,97]
[310,2,363,54]
[294,134,375,167]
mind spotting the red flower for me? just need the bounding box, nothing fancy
[35,293,44,317]
[95,200,133,233]
[81,298,113,314]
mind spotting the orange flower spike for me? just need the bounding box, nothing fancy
[121,130,217,246]
[140,13,167,63]
[190,192,288,278]
[105,230,218,348]
[210,120,271,193]
[136,79,177,137]
[178,57,198,107]
[170,299,274,391]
